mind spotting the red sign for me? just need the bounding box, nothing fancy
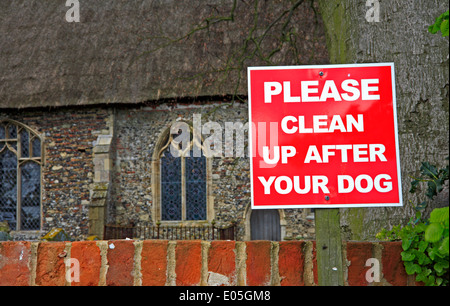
[248,63,402,209]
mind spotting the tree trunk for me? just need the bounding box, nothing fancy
[318,0,449,240]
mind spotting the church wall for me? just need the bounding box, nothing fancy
[111,102,315,240]
[2,102,315,241]
[1,107,112,240]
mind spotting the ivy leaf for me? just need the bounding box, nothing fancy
[425,223,444,243]
[421,162,438,178]
[426,181,438,199]
[440,16,449,37]
[409,179,420,193]
[429,10,450,37]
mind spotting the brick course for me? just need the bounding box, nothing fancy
[0,240,419,286]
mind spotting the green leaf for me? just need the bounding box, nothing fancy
[434,262,445,274]
[416,251,430,265]
[441,18,449,37]
[401,250,415,261]
[404,261,422,275]
[414,223,427,234]
[429,10,450,37]
[429,207,449,224]
[418,240,429,252]
[425,223,444,243]
[402,239,413,251]
[438,236,449,255]
[426,181,438,199]
[410,179,420,193]
[426,275,436,286]
[421,162,438,178]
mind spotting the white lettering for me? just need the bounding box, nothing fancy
[65,0,80,22]
[338,175,354,193]
[365,258,381,283]
[283,82,301,102]
[329,115,346,133]
[353,144,369,162]
[258,176,329,195]
[355,174,374,193]
[263,79,380,103]
[264,82,282,103]
[341,79,361,101]
[304,144,386,163]
[274,176,293,194]
[361,79,380,100]
[313,115,329,133]
[374,174,393,192]
[281,116,298,134]
[338,174,393,193]
[282,114,364,134]
[301,81,320,102]
[298,116,313,133]
[304,145,322,163]
[293,176,311,194]
[369,144,387,162]
[258,176,276,194]
[320,80,342,101]
[262,146,280,164]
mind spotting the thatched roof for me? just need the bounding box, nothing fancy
[0,0,329,109]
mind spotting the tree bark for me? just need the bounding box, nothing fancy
[318,0,449,240]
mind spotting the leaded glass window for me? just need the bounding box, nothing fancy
[185,152,207,220]
[158,129,208,222]
[160,146,182,220]
[0,120,43,231]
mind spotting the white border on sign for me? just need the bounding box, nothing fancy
[247,63,403,209]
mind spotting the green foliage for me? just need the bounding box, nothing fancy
[429,10,449,37]
[409,160,449,212]
[410,161,449,197]
[377,206,449,286]
[377,160,449,286]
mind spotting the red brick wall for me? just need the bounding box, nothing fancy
[0,240,418,286]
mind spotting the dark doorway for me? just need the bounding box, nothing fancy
[250,209,281,241]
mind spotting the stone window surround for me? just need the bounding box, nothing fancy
[151,123,214,225]
[0,118,44,236]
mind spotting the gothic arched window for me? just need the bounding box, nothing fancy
[152,123,212,223]
[0,119,43,231]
